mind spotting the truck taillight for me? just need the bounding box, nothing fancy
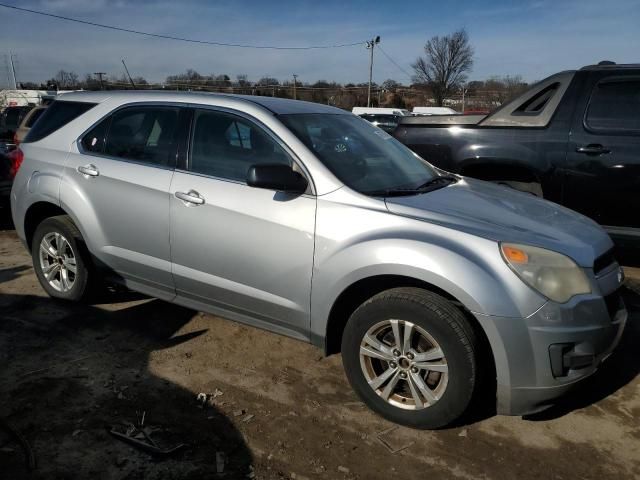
[9,148,24,179]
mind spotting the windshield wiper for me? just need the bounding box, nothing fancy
[362,174,459,197]
[414,174,459,190]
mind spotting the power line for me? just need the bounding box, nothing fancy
[0,3,366,50]
[377,45,413,80]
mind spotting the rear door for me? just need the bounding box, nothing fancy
[564,71,640,236]
[62,104,187,298]
[169,107,316,338]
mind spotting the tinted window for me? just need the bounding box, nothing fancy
[5,108,22,128]
[104,107,179,166]
[81,116,110,153]
[24,101,95,143]
[190,109,291,181]
[586,80,640,132]
[25,108,46,128]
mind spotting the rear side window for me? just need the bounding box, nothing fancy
[586,79,640,132]
[24,101,95,143]
[104,106,179,167]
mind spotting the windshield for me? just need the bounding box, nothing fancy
[279,113,439,195]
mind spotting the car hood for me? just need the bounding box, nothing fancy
[384,177,612,267]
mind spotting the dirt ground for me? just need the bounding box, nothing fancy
[1,206,639,480]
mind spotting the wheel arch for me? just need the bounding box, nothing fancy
[323,274,492,359]
[23,201,69,252]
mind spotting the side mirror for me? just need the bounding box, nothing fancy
[247,164,308,194]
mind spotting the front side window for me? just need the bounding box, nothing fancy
[280,113,439,194]
[104,107,179,166]
[190,109,291,182]
[586,79,640,132]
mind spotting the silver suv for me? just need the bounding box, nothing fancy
[10,92,627,429]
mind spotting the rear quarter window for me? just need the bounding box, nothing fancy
[25,108,46,128]
[23,101,96,143]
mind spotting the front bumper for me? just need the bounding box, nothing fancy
[477,264,628,416]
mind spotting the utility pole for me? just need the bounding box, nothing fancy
[9,51,18,89]
[121,59,136,89]
[292,74,298,100]
[94,72,106,90]
[366,36,380,108]
[461,83,468,113]
[3,54,10,88]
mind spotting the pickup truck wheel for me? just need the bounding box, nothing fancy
[341,287,478,429]
[496,180,543,197]
[32,215,95,302]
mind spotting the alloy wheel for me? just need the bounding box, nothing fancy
[359,319,449,410]
[38,232,77,292]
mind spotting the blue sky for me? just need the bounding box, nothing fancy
[1,0,639,87]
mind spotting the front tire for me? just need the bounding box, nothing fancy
[32,215,94,302]
[341,288,479,429]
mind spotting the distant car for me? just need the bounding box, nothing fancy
[0,147,21,204]
[412,107,458,115]
[352,107,411,116]
[14,105,47,145]
[358,113,402,133]
[0,106,32,142]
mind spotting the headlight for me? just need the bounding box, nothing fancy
[500,243,591,303]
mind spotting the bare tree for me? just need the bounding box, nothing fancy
[412,29,474,106]
[52,70,80,88]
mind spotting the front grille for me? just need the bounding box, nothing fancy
[594,248,616,276]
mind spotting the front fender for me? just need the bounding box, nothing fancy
[310,236,546,343]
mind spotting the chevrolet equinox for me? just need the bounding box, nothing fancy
[10,92,627,428]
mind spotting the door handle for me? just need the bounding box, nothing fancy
[77,164,99,177]
[576,144,610,155]
[175,190,205,205]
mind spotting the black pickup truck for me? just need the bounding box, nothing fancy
[394,62,640,248]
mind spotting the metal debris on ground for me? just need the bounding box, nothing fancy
[375,426,415,454]
[108,412,186,458]
[0,416,36,471]
[216,451,225,473]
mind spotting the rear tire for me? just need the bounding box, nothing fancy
[341,287,479,429]
[32,215,95,302]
